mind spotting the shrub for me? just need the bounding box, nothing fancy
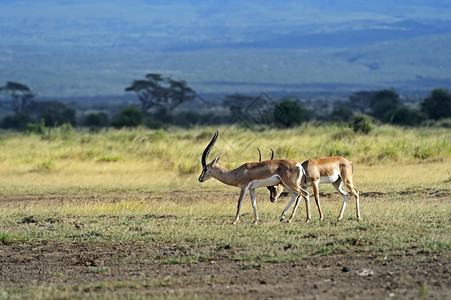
[329,107,354,123]
[83,112,109,127]
[274,100,305,128]
[421,88,451,120]
[350,114,374,134]
[25,119,46,135]
[41,106,76,127]
[112,105,143,128]
[1,113,33,130]
[384,107,426,126]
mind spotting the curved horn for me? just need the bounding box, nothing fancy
[201,130,218,167]
[270,148,274,160]
[257,147,262,162]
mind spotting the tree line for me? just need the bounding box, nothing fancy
[1,74,450,132]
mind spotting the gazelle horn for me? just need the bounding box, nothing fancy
[201,130,219,167]
[258,148,274,162]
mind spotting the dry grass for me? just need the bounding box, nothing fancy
[0,125,449,195]
[0,125,449,255]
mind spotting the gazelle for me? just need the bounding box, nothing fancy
[267,156,361,221]
[198,130,310,224]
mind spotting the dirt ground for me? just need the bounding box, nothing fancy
[0,242,449,299]
[0,192,450,299]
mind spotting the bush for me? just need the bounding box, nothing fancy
[384,107,426,126]
[41,106,76,127]
[329,107,354,123]
[1,113,33,130]
[350,114,374,134]
[83,112,109,127]
[25,119,46,135]
[274,100,305,128]
[421,88,451,120]
[112,105,143,128]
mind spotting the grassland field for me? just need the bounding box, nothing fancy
[0,124,449,299]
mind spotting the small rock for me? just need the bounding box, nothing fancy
[357,269,374,276]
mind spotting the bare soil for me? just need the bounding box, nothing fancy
[0,192,450,299]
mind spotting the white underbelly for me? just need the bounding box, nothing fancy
[306,172,340,186]
[248,175,281,189]
[318,172,340,184]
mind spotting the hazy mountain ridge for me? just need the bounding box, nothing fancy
[1,0,450,97]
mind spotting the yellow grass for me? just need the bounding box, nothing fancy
[0,124,449,300]
[0,125,449,195]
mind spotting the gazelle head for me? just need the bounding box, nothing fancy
[257,147,283,202]
[268,184,285,202]
[198,130,220,182]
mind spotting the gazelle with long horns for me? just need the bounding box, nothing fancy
[198,131,310,224]
[267,155,361,221]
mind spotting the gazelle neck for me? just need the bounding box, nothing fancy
[211,164,238,187]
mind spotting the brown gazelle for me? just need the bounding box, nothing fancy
[198,131,310,224]
[268,156,361,221]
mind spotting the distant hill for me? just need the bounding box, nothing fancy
[0,0,450,98]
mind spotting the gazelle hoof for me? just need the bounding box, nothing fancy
[279,218,284,222]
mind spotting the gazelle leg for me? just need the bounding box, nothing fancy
[249,188,259,224]
[287,195,301,223]
[332,179,349,220]
[312,181,323,220]
[233,187,249,225]
[280,192,297,222]
[288,188,310,223]
[304,191,311,222]
[343,181,361,220]
[354,187,361,220]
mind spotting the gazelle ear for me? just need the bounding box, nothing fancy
[211,157,219,167]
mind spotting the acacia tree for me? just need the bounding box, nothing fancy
[0,81,35,114]
[125,73,196,114]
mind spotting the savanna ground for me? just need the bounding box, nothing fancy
[0,125,450,299]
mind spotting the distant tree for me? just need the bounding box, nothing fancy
[0,81,35,114]
[29,100,76,127]
[125,73,196,114]
[369,89,400,121]
[1,113,32,130]
[83,112,109,127]
[329,107,354,123]
[222,94,255,118]
[421,88,451,120]
[274,99,305,127]
[385,107,426,126]
[112,105,142,128]
[349,91,374,114]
